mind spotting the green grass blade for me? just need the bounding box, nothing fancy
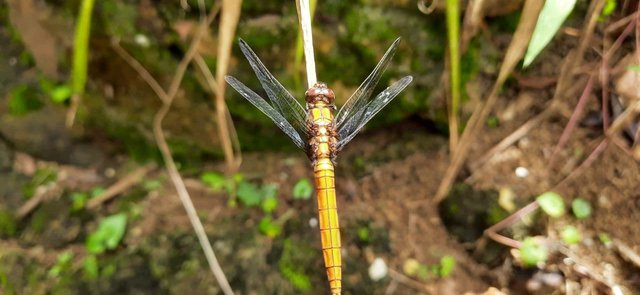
[72,0,96,95]
[523,0,577,68]
[446,0,461,146]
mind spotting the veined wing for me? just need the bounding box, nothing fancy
[334,38,402,130]
[336,76,413,150]
[225,76,308,150]
[237,39,309,138]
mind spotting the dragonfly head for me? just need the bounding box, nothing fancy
[305,82,335,105]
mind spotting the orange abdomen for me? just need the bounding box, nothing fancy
[314,158,341,295]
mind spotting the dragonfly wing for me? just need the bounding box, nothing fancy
[334,38,402,129]
[225,75,308,150]
[238,39,309,138]
[337,76,413,150]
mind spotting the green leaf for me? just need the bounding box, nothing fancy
[83,254,99,280]
[261,195,278,214]
[598,233,612,246]
[438,255,456,277]
[201,172,227,192]
[91,187,105,198]
[524,0,577,67]
[561,225,581,245]
[571,198,592,219]
[49,85,72,103]
[536,192,565,218]
[601,0,616,17]
[357,227,370,242]
[292,178,313,200]
[8,85,43,115]
[237,181,262,207]
[86,213,128,254]
[519,237,548,267]
[48,251,73,277]
[258,216,282,238]
[71,192,89,211]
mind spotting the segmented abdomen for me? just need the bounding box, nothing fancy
[314,158,341,295]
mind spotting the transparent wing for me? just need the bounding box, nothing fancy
[337,76,413,150]
[225,76,308,150]
[334,37,402,130]
[238,39,309,138]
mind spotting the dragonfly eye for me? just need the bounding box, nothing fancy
[305,83,335,104]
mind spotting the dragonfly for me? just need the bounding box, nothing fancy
[225,37,412,295]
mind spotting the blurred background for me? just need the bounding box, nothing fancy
[1,0,639,294]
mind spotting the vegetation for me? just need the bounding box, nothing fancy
[1,0,639,294]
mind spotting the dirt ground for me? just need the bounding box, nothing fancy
[2,104,639,294]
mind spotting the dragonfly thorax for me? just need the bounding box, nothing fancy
[305,82,335,105]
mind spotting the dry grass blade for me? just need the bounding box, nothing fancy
[469,0,607,175]
[296,0,317,88]
[433,0,544,203]
[216,0,242,173]
[461,0,486,52]
[113,4,235,295]
[194,54,243,169]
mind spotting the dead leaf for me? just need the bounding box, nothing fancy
[7,0,62,78]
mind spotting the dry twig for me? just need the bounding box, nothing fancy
[112,4,234,294]
[215,0,242,173]
[86,164,156,210]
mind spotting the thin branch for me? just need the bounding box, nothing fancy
[113,5,235,295]
[86,164,156,209]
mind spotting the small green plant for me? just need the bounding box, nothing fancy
[519,237,548,267]
[561,225,581,245]
[258,216,282,238]
[83,213,127,280]
[438,255,456,277]
[83,254,99,280]
[48,251,74,278]
[536,192,565,218]
[357,226,371,243]
[8,85,43,115]
[601,0,617,18]
[598,233,612,246]
[571,198,592,219]
[292,178,313,200]
[201,171,230,192]
[86,213,128,254]
[401,255,456,280]
[201,172,286,236]
[70,187,105,211]
[279,239,313,291]
[39,77,71,103]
